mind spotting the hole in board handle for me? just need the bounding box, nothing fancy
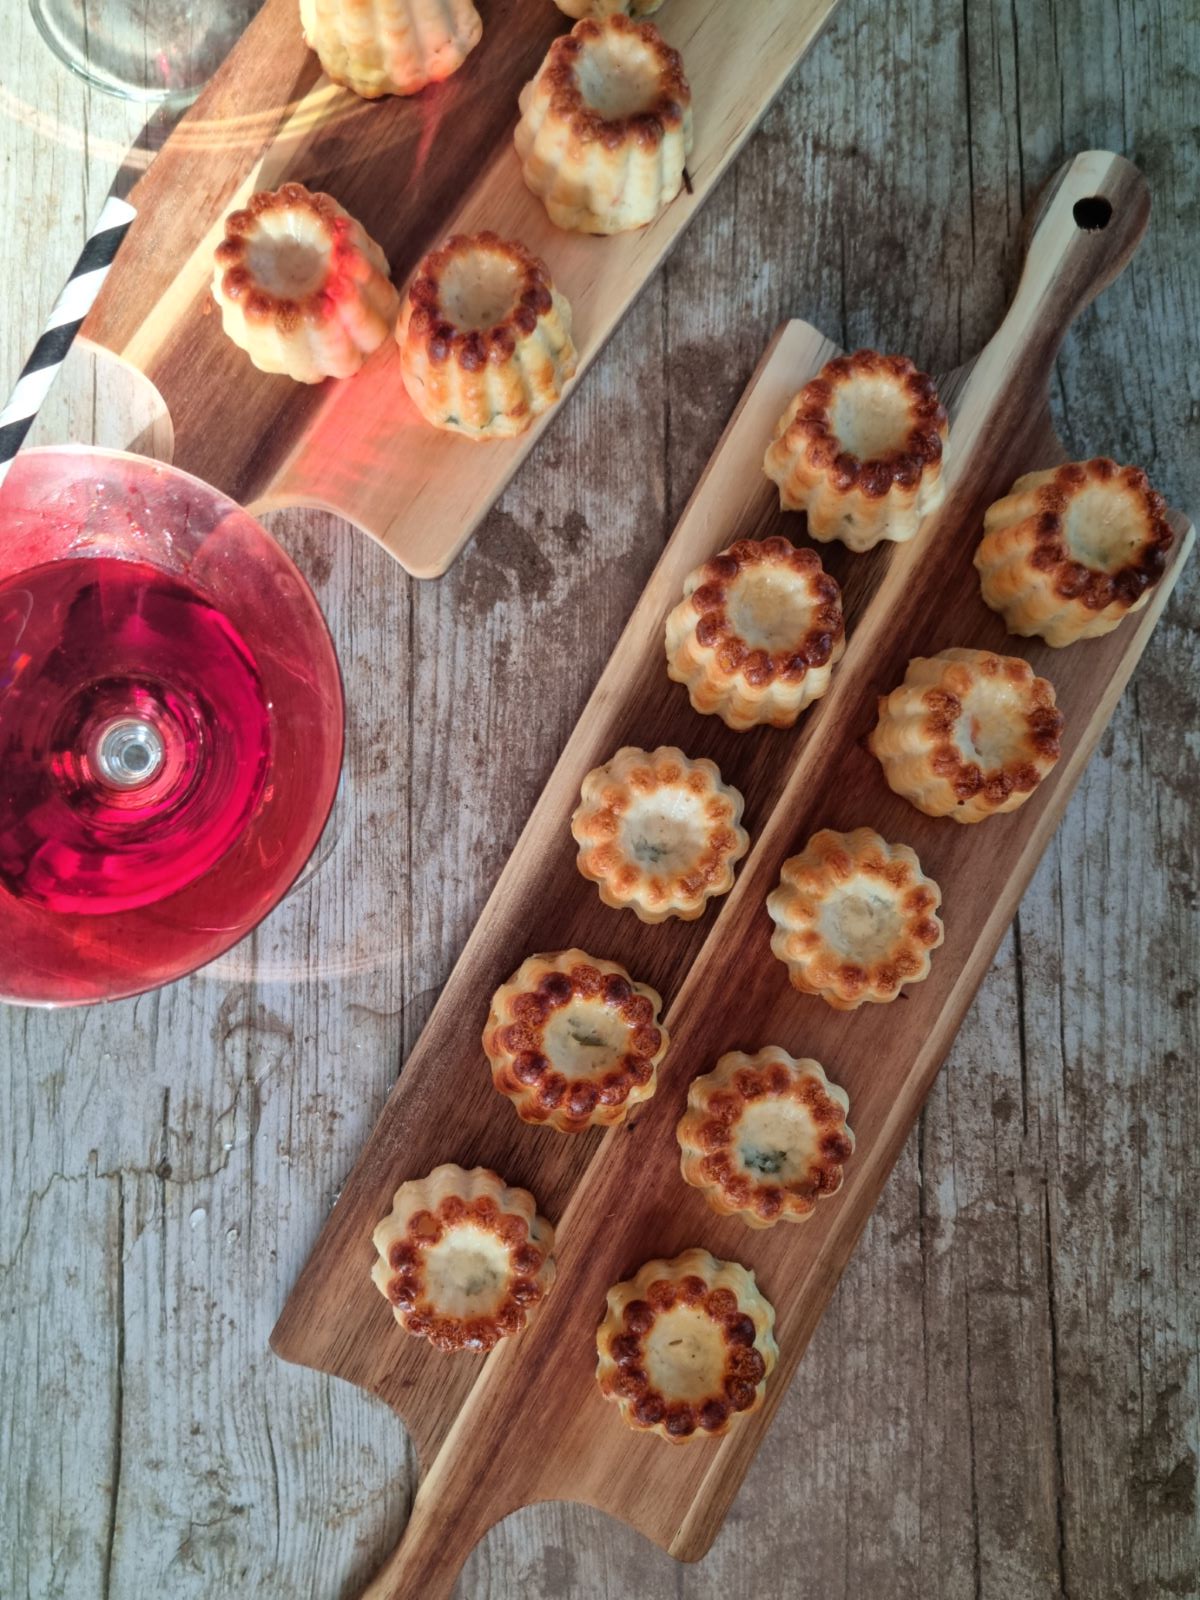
[1073,196,1113,231]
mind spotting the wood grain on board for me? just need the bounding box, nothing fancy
[76,0,843,576]
[271,151,1195,1599]
[6,3,1199,1597]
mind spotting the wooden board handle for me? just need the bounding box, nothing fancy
[963,150,1149,421]
[356,1473,506,1600]
[1021,149,1150,311]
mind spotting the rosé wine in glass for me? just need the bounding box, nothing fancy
[0,448,344,1006]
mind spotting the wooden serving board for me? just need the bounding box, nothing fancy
[76,0,842,577]
[272,150,1194,1598]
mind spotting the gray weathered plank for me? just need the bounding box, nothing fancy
[1,0,1196,1596]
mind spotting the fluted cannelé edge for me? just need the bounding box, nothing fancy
[665,536,845,729]
[596,1248,778,1442]
[300,0,482,98]
[974,458,1174,647]
[764,349,949,551]
[571,746,749,922]
[515,15,693,234]
[371,1164,555,1352]
[677,1048,854,1228]
[767,826,944,1010]
[870,647,1064,823]
[397,231,577,437]
[212,183,399,383]
[483,949,668,1132]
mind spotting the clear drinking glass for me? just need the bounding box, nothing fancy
[0,447,344,1006]
[29,0,261,103]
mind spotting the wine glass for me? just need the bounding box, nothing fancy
[28,0,260,103]
[0,446,344,1006]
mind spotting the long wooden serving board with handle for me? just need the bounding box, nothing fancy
[75,0,842,577]
[272,152,1194,1597]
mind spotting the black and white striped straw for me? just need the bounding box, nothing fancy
[0,194,137,488]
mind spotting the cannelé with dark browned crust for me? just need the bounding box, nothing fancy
[212,183,399,383]
[764,349,949,550]
[870,647,1064,823]
[665,536,845,729]
[677,1049,854,1228]
[975,459,1174,646]
[596,1248,778,1442]
[516,15,693,233]
[483,950,668,1132]
[371,1165,555,1352]
[397,232,577,438]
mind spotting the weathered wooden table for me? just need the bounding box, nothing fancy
[2,2,1196,1596]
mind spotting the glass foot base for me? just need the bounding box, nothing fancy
[29,0,260,104]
